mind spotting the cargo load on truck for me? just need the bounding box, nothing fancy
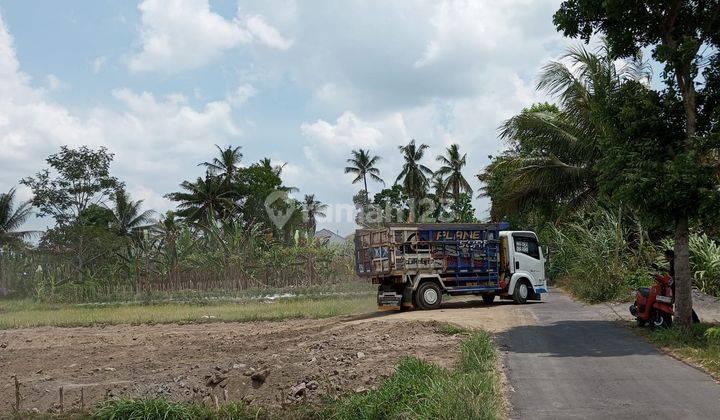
[354,223,547,310]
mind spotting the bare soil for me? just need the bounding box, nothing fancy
[0,316,463,414]
[0,295,540,415]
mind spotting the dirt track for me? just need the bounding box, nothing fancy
[0,296,535,414]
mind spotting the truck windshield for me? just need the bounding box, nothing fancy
[514,236,540,259]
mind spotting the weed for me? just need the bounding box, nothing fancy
[323,330,503,420]
[437,323,468,335]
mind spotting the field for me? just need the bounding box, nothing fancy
[0,293,513,418]
[0,294,376,330]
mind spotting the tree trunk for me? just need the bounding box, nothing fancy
[665,31,698,327]
[363,175,368,195]
[674,214,693,327]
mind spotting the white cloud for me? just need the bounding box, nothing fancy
[300,112,386,152]
[0,14,245,229]
[128,0,291,73]
[44,74,66,91]
[92,56,106,74]
[245,15,293,50]
[228,83,257,106]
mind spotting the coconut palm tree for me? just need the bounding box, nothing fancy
[436,143,472,200]
[166,175,234,224]
[200,145,243,182]
[302,194,328,236]
[109,189,155,237]
[0,188,33,247]
[258,158,286,177]
[485,43,650,218]
[344,149,384,194]
[396,140,433,201]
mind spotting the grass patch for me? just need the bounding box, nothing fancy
[323,330,503,419]
[647,323,720,377]
[437,323,469,336]
[92,397,262,420]
[0,295,376,330]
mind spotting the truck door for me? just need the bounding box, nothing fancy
[510,233,544,284]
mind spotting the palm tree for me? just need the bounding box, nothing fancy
[396,140,433,200]
[0,188,33,247]
[200,145,243,181]
[165,175,234,224]
[110,189,154,237]
[302,194,328,236]
[483,44,650,218]
[344,149,384,194]
[259,158,286,177]
[436,143,472,199]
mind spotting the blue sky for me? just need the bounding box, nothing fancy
[1,0,575,234]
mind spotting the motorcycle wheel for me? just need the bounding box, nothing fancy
[651,310,672,328]
[636,317,646,327]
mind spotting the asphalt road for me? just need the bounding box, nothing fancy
[499,291,720,419]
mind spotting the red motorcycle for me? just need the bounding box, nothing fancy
[629,272,674,328]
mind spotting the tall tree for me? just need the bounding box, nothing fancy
[554,0,720,326]
[480,45,648,221]
[0,188,33,247]
[200,145,243,182]
[302,194,328,236]
[344,149,384,194]
[22,146,122,281]
[166,175,233,225]
[436,143,472,199]
[21,146,121,226]
[110,189,154,237]
[396,140,434,210]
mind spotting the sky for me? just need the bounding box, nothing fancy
[0,0,574,235]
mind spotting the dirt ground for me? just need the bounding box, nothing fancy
[0,295,538,415]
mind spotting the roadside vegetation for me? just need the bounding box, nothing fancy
[327,330,502,420]
[479,40,720,310]
[648,324,720,378]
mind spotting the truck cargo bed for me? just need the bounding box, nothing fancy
[354,223,509,294]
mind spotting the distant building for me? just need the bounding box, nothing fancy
[314,228,347,246]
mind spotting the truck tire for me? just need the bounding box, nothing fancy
[416,282,442,310]
[482,294,495,305]
[513,280,529,304]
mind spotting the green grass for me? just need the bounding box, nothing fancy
[93,397,262,420]
[0,295,377,329]
[436,323,470,336]
[647,323,720,377]
[322,330,503,420]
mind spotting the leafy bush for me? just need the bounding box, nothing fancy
[548,207,656,302]
[661,233,720,297]
[690,234,720,297]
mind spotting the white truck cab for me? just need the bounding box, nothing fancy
[500,231,548,300]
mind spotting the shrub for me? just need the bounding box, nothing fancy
[548,207,656,302]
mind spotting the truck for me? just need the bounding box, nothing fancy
[354,223,548,310]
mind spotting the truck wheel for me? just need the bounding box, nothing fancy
[417,282,442,310]
[482,294,495,305]
[513,281,529,304]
